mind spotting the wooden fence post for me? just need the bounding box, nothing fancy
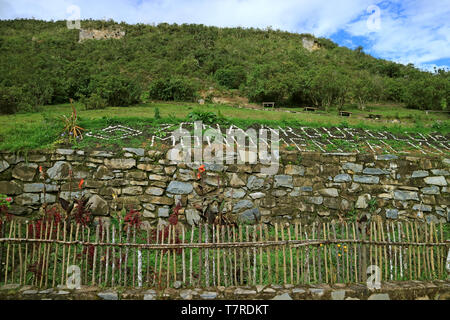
[0,219,447,290]
[361,222,367,283]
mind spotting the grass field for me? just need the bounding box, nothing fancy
[0,101,449,152]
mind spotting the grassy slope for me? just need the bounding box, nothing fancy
[1,20,448,152]
[1,19,445,110]
[0,101,448,152]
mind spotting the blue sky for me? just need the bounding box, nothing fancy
[1,0,449,71]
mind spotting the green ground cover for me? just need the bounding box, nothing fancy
[0,102,448,153]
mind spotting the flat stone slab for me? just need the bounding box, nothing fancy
[331,290,346,300]
[98,292,119,300]
[376,154,398,160]
[353,175,379,184]
[144,293,156,300]
[123,148,145,156]
[166,181,193,194]
[22,290,39,295]
[368,293,390,300]
[200,292,218,299]
[272,293,292,300]
[309,288,325,297]
[424,176,447,186]
[0,284,21,290]
[234,288,257,295]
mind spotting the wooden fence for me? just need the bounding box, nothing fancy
[0,220,448,289]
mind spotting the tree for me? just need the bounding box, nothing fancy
[87,74,142,107]
[403,75,447,110]
[214,66,247,89]
[79,93,107,110]
[307,66,347,110]
[148,77,198,101]
[245,63,292,105]
[0,86,21,114]
[382,78,404,102]
[355,45,364,55]
[351,71,373,110]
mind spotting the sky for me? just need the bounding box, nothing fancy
[0,0,449,71]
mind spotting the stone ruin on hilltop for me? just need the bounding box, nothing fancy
[78,28,125,42]
[302,37,321,52]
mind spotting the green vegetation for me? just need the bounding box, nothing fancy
[0,102,448,154]
[0,19,448,153]
[1,220,447,288]
[0,19,449,116]
[214,66,247,89]
[148,77,198,102]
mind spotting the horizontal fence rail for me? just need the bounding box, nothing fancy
[0,220,448,289]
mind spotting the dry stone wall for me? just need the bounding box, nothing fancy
[1,281,449,300]
[0,149,449,226]
[78,28,125,42]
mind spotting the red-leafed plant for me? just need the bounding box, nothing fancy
[150,201,183,256]
[124,207,142,229]
[168,201,182,226]
[71,197,91,227]
[28,206,63,239]
[44,205,62,226]
[0,194,13,229]
[81,245,96,267]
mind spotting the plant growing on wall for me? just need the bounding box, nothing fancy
[368,198,378,214]
[0,194,13,228]
[70,197,92,226]
[54,179,92,227]
[194,164,236,226]
[347,206,358,222]
[148,201,184,262]
[124,207,142,230]
[168,201,182,226]
[0,194,12,210]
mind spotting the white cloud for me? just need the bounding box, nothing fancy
[1,0,448,68]
[344,0,450,68]
[0,0,373,35]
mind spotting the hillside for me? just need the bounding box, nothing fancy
[0,19,449,114]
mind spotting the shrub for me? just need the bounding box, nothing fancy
[80,93,108,110]
[124,208,142,229]
[0,86,21,114]
[148,77,197,102]
[383,78,404,102]
[88,75,142,107]
[72,197,92,226]
[61,101,84,143]
[0,194,12,210]
[0,194,12,225]
[154,106,161,120]
[187,110,218,124]
[214,66,247,89]
[0,84,45,114]
[403,77,447,110]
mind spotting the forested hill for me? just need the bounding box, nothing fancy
[0,19,448,114]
